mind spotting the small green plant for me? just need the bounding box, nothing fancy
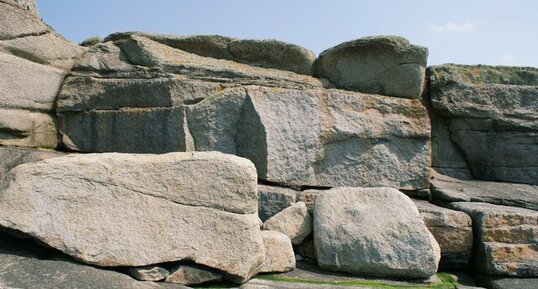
[80,36,103,47]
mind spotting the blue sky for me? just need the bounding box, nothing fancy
[37,0,538,67]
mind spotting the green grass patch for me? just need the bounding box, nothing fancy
[254,273,457,289]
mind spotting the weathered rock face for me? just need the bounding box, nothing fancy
[58,107,193,153]
[105,32,316,75]
[259,231,296,273]
[234,87,431,189]
[450,202,538,277]
[128,266,170,282]
[0,1,85,149]
[413,199,473,269]
[0,146,65,179]
[315,36,428,98]
[428,64,538,185]
[262,202,312,245]
[257,184,298,222]
[430,170,538,211]
[0,152,264,283]
[314,187,440,279]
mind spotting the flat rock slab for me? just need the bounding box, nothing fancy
[430,171,538,211]
[58,107,192,153]
[0,152,263,282]
[314,187,440,279]
[315,35,428,98]
[0,2,48,40]
[0,233,186,289]
[472,274,538,289]
[450,202,538,277]
[413,199,473,269]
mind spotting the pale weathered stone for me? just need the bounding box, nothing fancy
[0,0,39,16]
[0,32,85,70]
[257,184,298,222]
[228,39,316,75]
[314,187,440,278]
[0,2,48,40]
[127,266,170,282]
[0,109,57,148]
[413,199,473,269]
[315,36,428,98]
[58,107,192,153]
[430,170,538,211]
[260,231,295,273]
[236,86,431,190]
[450,202,538,277]
[0,146,65,179]
[0,152,264,282]
[262,202,312,245]
[186,87,248,154]
[0,52,65,111]
[297,189,325,212]
[166,264,222,285]
[72,42,136,72]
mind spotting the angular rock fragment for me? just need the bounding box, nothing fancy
[0,152,264,282]
[127,266,170,282]
[260,231,295,273]
[166,264,222,285]
[257,184,298,222]
[315,36,428,98]
[262,202,312,245]
[450,202,538,277]
[413,199,473,269]
[314,187,440,278]
[431,171,538,211]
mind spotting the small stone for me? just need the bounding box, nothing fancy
[127,266,170,282]
[262,202,312,244]
[166,264,222,286]
[260,231,295,273]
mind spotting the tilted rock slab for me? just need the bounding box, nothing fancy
[450,202,538,277]
[0,152,264,283]
[428,64,538,185]
[314,187,440,279]
[315,36,428,98]
[430,170,538,211]
[413,199,473,269]
[257,184,298,222]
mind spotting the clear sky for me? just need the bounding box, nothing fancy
[37,0,538,67]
